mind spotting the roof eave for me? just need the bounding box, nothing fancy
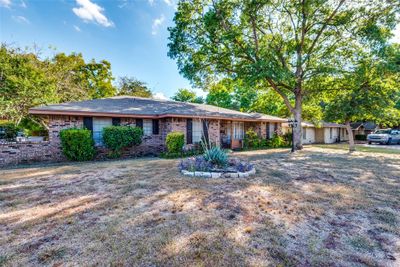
[29,109,285,122]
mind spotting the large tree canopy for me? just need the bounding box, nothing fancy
[0,46,56,124]
[168,0,399,150]
[206,79,257,110]
[0,45,116,124]
[323,45,400,151]
[172,88,204,103]
[117,76,153,98]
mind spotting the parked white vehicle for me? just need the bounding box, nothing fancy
[367,129,400,145]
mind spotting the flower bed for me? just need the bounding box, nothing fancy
[179,156,255,178]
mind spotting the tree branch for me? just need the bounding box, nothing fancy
[266,78,294,112]
[250,16,259,60]
[307,0,345,55]
[283,6,298,43]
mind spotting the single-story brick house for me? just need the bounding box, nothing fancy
[282,121,349,144]
[28,96,286,157]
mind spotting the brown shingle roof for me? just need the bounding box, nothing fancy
[29,96,286,122]
[321,122,345,128]
[282,121,345,128]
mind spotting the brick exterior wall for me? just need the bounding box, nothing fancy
[0,114,281,167]
[260,122,267,139]
[96,118,168,158]
[162,118,221,149]
[208,119,220,147]
[0,142,56,167]
[48,115,84,160]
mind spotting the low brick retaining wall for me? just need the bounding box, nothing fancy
[0,140,166,168]
[0,142,63,167]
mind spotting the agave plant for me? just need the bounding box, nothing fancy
[203,146,228,167]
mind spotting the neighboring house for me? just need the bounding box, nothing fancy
[29,96,286,157]
[282,121,348,144]
[316,122,349,144]
[282,121,316,144]
[350,122,378,136]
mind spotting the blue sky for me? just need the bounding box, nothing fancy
[1,0,399,100]
[0,0,202,99]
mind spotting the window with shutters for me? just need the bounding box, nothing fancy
[303,127,307,140]
[93,117,112,145]
[192,119,203,143]
[330,128,333,139]
[143,119,152,136]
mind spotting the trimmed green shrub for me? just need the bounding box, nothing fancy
[355,134,367,141]
[60,128,95,161]
[260,139,268,148]
[268,134,287,148]
[103,126,143,157]
[203,146,228,167]
[283,132,293,146]
[166,131,185,153]
[243,128,261,149]
[0,122,18,140]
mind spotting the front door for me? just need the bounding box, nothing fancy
[220,123,232,148]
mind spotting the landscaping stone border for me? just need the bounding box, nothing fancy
[181,167,256,178]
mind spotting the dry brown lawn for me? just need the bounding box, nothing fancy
[1,147,399,266]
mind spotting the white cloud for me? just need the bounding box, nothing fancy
[148,0,173,6]
[163,0,173,6]
[0,0,11,8]
[20,0,26,8]
[73,25,81,32]
[12,15,30,24]
[151,14,165,35]
[72,0,114,27]
[153,92,167,100]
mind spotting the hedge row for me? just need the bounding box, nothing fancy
[60,126,143,161]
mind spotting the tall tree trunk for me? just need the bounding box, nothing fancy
[292,93,303,150]
[345,121,355,152]
[292,107,303,150]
